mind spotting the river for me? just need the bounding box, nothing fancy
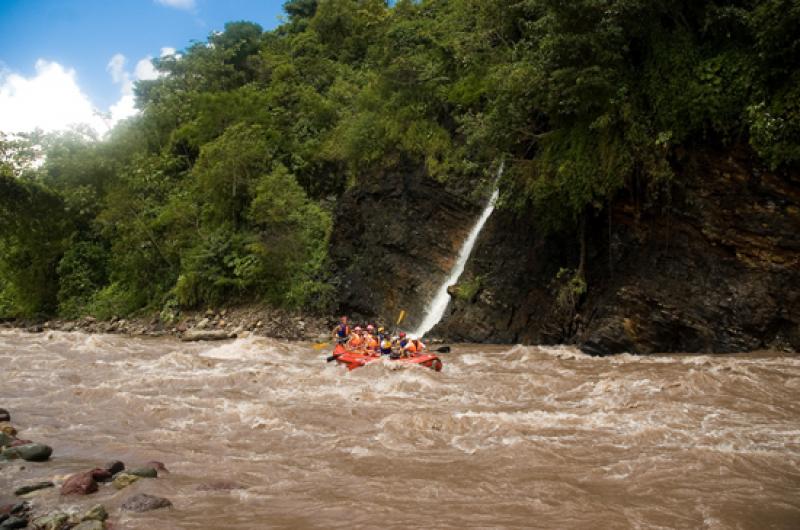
[1,330,799,529]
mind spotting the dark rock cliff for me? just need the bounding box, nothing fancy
[432,146,800,354]
[328,159,481,329]
[329,147,799,353]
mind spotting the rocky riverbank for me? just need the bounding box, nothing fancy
[0,408,173,529]
[3,305,331,343]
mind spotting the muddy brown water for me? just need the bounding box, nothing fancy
[1,330,799,529]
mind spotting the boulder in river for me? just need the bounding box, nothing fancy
[0,516,28,529]
[0,432,14,447]
[14,482,54,496]
[120,493,172,512]
[112,473,140,490]
[0,409,9,422]
[103,460,124,475]
[0,424,16,437]
[181,329,230,341]
[80,505,108,522]
[60,471,98,495]
[127,466,157,478]
[88,468,112,482]
[29,512,69,530]
[1,443,52,462]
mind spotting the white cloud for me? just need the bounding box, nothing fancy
[0,59,110,134]
[106,53,127,84]
[160,47,177,58]
[134,58,159,82]
[0,50,170,137]
[106,53,165,124]
[154,0,195,10]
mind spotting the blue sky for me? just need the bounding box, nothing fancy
[0,0,287,133]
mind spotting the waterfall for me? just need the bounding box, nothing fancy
[412,164,502,338]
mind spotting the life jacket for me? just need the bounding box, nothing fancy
[348,334,363,348]
[398,338,410,349]
[405,340,418,354]
[380,339,393,355]
[366,335,379,350]
[336,323,350,338]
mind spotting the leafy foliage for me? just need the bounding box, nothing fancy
[0,0,797,318]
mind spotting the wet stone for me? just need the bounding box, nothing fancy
[112,473,140,490]
[120,493,172,512]
[0,409,9,422]
[60,471,98,495]
[0,516,28,529]
[14,481,54,496]
[80,505,108,522]
[1,443,52,462]
[127,467,157,478]
[0,424,17,437]
[103,460,124,475]
[30,513,69,530]
[90,468,113,482]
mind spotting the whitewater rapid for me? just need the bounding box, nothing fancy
[1,330,799,528]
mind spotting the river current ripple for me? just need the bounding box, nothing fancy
[1,330,799,528]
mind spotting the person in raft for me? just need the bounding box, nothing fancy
[403,336,426,356]
[380,334,395,358]
[332,316,350,344]
[364,325,379,351]
[395,332,410,355]
[348,326,365,350]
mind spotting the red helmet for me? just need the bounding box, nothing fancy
[399,332,406,338]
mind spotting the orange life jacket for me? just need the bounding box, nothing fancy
[348,335,363,348]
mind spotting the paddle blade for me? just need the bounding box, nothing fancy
[397,310,406,325]
[313,341,330,350]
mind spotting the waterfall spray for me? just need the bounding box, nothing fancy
[412,163,503,338]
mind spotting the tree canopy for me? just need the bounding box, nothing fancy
[1,0,797,318]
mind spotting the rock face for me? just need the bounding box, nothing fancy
[427,146,800,354]
[329,158,482,329]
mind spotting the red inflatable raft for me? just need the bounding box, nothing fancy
[331,343,443,372]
